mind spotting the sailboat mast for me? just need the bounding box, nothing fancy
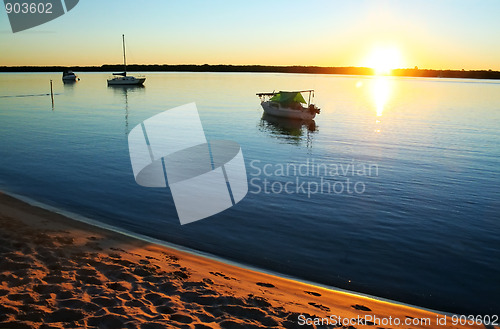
[122,34,127,76]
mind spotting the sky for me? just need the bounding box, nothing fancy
[1,0,500,70]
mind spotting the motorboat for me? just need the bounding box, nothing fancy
[62,70,78,82]
[256,90,320,120]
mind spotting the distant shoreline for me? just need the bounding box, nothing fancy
[1,64,500,80]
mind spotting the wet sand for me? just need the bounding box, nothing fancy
[0,192,484,329]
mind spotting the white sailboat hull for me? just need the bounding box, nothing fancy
[261,101,316,120]
[107,76,146,86]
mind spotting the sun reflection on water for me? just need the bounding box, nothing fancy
[372,76,391,117]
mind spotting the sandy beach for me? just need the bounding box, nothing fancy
[0,192,484,329]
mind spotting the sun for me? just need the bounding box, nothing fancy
[364,47,403,75]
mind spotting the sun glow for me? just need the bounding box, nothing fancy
[364,47,403,75]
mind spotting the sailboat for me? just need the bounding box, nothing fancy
[107,34,146,86]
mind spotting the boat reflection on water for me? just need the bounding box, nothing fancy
[109,85,145,134]
[258,113,317,148]
[62,79,76,95]
[62,79,77,86]
[108,84,145,93]
[62,74,78,95]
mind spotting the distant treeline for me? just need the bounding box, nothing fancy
[1,64,500,79]
[392,68,500,79]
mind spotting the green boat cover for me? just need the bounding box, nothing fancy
[270,91,306,104]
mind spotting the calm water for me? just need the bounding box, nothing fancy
[0,72,499,314]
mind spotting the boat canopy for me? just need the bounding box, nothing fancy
[270,91,306,104]
[113,72,127,76]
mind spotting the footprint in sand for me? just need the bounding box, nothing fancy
[54,236,74,245]
[246,295,272,308]
[256,282,275,288]
[46,308,85,323]
[352,304,372,311]
[304,291,321,297]
[107,282,128,292]
[108,253,122,259]
[85,241,103,251]
[209,271,235,281]
[169,313,194,324]
[202,278,214,285]
[169,269,190,280]
[87,314,128,328]
[164,254,179,262]
[308,302,330,312]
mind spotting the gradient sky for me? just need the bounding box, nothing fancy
[1,0,500,70]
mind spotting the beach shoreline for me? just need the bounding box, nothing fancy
[0,191,484,328]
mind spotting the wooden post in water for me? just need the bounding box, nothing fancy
[50,80,54,107]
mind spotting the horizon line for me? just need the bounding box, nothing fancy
[1,64,499,72]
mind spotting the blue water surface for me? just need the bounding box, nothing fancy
[0,72,499,314]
